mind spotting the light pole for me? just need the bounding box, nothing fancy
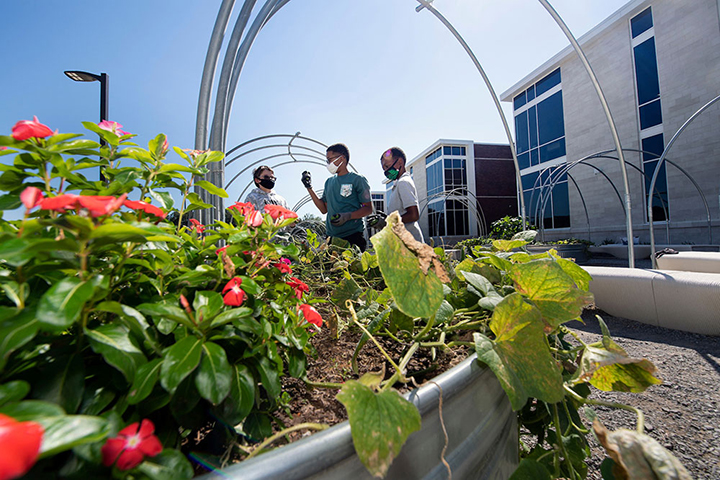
[64,70,109,181]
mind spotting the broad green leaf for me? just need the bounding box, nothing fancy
[331,276,362,309]
[149,190,175,210]
[128,359,163,405]
[38,415,110,458]
[337,381,421,478]
[463,271,504,311]
[79,387,115,416]
[0,194,21,210]
[511,230,538,242]
[593,422,692,480]
[159,163,196,174]
[254,355,281,400]
[509,459,553,480]
[371,213,445,318]
[477,253,514,273]
[86,324,147,383]
[0,237,37,267]
[287,348,306,378]
[33,353,85,414]
[89,223,148,246]
[193,291,224,323]
[510,259,593,328]
[454,258,502,284]
[434,300,454,325]
[95,301,151,339]
[361,251,379,271]
[37,277,95,331]
[388,307,414,334]
[0,400,65,421]
[0,309,38,369]
[552,254,592,291]
[215,364,255,425]
[493,239,527,251]
[0,380,30,407]
[136,449,194,480]
[209,307,253,329]
[195,342,232,405]
[474,293,564,410]
[186,192,213,210]
[195,180,229,198]
[160,336,203,394]
[137,302,195,330]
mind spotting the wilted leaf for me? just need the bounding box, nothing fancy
[337,380,421,478]
[474,293,564,410]
[331,276,362,309]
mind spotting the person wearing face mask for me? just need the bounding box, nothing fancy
[245,165,288,210]
[301,143,372,251]
[371,147,424,243]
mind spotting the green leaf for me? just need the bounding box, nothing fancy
[371,213,445,318]
[209,307,253,329]
[331,276,363,309]
[186,192,213,210]
[509,459,553,480]
[361,251,379,271]
[454,257,502,284]
[85,324,147,383]
[336,381,421,478]
[552,254,592,291]
[0,309,38,369]
[37,277,95,331]
[493,239,528,251]
[215,364,255,425]
[512,230,539,242]
[463,271,505,311]
[287,348,306,378]
[0,400,65,420]
[0,380,30,407]
[149,190,175,210]
[237,275,260,296]
[79,387,115,416]
[510,259,593,328]
[128,359,163,405]
[193,291,224,323]
[388,307,414,334]
[38,415,110,458]
[137,302,195,330]
[0,193,21,210]
[254,355,281,400]
[136,449,194,480]
[33,353,85,414]
[160,336,203,394]
[195,342,232,405]
[194,180,229,198]
[89,223,149,246]
[474,293,564,410]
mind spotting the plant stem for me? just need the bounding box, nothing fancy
[563,385,645,433]
[552,402,578,480]
[412,314,435,342]
[244,423,329,460]
[347,301,402,375]
[304,379,344,389]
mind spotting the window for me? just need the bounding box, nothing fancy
[535,68,561,96]
[633,38,660,105]
[444,158,467,195]
[639,99,663,130]
[426,161,443,197]
[515,111,529,154]
[424,145,470,237]
[631,7,653,38]
[428,200,445,237]
[513,91,526,110]
[537,91,565,145]
[642,134,669,221]
[425,147,441,165]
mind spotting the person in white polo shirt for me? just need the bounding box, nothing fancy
[375,147,424,243]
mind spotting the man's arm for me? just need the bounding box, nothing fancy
[400,205,419,224]
[307,188,327,214]
[351,203,373,220]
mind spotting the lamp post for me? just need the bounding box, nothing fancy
[64,70,109,181]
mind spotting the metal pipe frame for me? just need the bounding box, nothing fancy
[237,158,328,201]
[566,172,592,241]
[418,188,488,238]
[649,93,720,266]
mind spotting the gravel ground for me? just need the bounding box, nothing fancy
[568,308,720,480]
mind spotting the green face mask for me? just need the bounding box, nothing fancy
[383,159,400,181]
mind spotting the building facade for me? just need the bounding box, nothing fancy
[500,0,720,245]
[407,139,517,244]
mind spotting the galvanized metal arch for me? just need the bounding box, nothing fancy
[226,133,327,157]
[237,159,328,201]
[649,93,720,266]
[566,172,591,241]
[418,187,488,238]
[226,152,325,191]
[225,143,326,168]
[292,190,325,213]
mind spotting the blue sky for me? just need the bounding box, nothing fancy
[0,0,628,216]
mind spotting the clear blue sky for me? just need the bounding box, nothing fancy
[0,0,628,216]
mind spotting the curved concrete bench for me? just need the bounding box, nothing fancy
[655,251,720,274]
[582,266,720,336]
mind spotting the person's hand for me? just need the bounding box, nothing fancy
[367,213,387,229]
[330,212,352,226]
[301,171,312,189]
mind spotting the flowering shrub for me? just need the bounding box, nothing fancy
[0,120,321,477]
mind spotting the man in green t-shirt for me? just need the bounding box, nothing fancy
[301,143,372,251]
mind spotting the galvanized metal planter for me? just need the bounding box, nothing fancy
[202,354,517,480]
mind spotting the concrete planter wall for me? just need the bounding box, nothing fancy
[203,354,518,480]
[526,244,588,264]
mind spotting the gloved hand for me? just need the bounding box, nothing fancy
[301,171,312,189]
[330,212,352,226]
[367,213,387,229]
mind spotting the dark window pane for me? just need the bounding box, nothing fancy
[515,111,529,153]
[639,99,663,130]
[452,146,461,156]
[454,159,462,169]
[536,68,561,96]
[634,38,660,105]
[527,85,535,101]
[444,158,451,168]
[518,152,530,170]
[522,171,538,191]
[641,134,664,161]
[531,148,539,166]
[539,138,566,163]
[514,91,527,110]
[443,146,451,155]
[529,106,538,149]
[552,181,570,228]
[631,7,653,38]
[461,147,466,155]
[537,91,565,145]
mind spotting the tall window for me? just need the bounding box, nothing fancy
[371,193,385,214]
[514,68,569,228]
[631,6,668,221]
[425,146,469,236]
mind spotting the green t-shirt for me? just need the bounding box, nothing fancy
[321,172,371,238]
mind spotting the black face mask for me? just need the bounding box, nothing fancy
[258,178,275,189]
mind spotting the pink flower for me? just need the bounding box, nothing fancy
[11,116,54,141]
[38,194,80,213]
[228,201,255,216]
[0,146,7,151]
[245,210,263,228]
[101,419,162,471]
[0,414,44,480]
[98,120,130,137]
[77,193,127,217]
[123,199,166,219]
[264,204,298,222]
[280,258,291,265]
[216,246,227,255]
[286,277,309,299]
[274,262,292,274]
[189,218,205,233]
[298,304,323,328]
[222,277,245,306]
[161,138,169,156]
[20,187,44,210]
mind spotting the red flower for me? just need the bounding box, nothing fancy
[189,218,205,233]
[123,199,166,219]
[273,262,292,274]
[0,147,7,151]
[286,276,309,299]
[0,414,43,480]
[11,116,54,141]
[245,210,264,227]
[77,193,127,218]
[20,186,44,210]
[101,419,162,471]
[38,194,79,213]
[216,245,227,255]
[298,304,323,328]
[98,120,130,137]
[228,201,254,216]
[264,204,298,221]
[222,277,245,306]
